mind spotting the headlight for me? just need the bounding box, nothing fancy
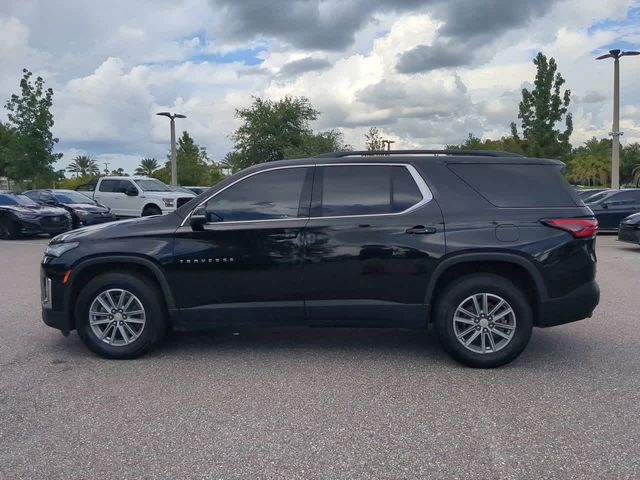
[162,198,175,207]
[75,209,91,217]
[45,242,79,257]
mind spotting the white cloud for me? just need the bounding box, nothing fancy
[0,0,639,174]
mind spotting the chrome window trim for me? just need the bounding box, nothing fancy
[180,163,433,227]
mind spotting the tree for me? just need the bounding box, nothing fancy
[621,143,640,186]
[632,164,640,187]
[110,168,128,176]
[4,68,62,186]
[67,155,99,177]
[153,131,218,185]
[446,133,526,155]
[0,122,19,178]
[365,127,384,150]
[135,158,159,176]
[510,52,573,159]
[226,95,339,172]
[283,129,351,158]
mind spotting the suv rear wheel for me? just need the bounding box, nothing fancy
[75,272,168,359]
[434,274,533,368]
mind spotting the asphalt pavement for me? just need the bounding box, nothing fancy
[0,235,639,480]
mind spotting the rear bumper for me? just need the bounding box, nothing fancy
[537,280,600,327]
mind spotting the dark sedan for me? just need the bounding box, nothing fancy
[585,189,640,231]
[0,193,71,239]
[23,189,117,228]
[618,213,640,246]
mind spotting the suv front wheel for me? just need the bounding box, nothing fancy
[434,274,533,368]
[75,272,168,359]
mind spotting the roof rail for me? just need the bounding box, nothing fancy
[314,149,524,158]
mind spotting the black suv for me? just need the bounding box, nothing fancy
[41,151,599,368]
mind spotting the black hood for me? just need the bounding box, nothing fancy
[51,212,180,243]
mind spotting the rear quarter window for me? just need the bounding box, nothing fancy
[448,163,578,208]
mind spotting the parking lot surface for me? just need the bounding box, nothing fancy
[0,235,639,479]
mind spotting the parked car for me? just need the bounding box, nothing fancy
[584,189,640,231]
[169,185,201,196]
[22,189,117,228]
[618,212,640,246]
[577,189,607,200]
[77,176,194,217]
[0,193,71,239]
[41,150,599,368]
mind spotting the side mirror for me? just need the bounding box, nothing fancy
[190,205,207,230]
[602,202,609,209]
[125,187,138,196]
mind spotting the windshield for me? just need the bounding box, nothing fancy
[134,179,172,192]
[54,191,96,204]
[584,192,612,204]
[0,194,38,207]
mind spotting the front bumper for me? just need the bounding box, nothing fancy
[21,216,71,235]
[42,308,73,333]
[618,224,640,245]
[538,280,600,327]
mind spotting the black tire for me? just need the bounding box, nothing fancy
[142,205,162,217]
[0,216,19,240]
[434,274,533,368]
[75,272,168,359]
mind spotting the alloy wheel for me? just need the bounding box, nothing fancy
[88,289,146,346]
[452,293,516,354]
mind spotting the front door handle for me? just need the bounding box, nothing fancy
[406,225,437,234]
[268,232,298,241]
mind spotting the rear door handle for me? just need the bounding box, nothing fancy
[406,225,437,234]
[268,232,298,241]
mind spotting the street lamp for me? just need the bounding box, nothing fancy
[156,112,187,186]
[596,49,640,189]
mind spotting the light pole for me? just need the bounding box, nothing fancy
[596,49,639,189]
[156,112,187,186]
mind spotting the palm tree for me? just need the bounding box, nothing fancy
[633,164,640,187]
[135,158,160,176]
[67,155,99,177]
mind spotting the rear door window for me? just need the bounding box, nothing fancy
[98,180,117,193]
[314,165,424,217]
[448,163,577,208]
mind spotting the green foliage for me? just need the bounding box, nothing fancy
[152,131,224,186]
[510,52,573,159]
[283,129,351,159]
[67,155,99,177]
[110,168,128,176]
[224,96,346,172]
[4,68,62,187]
[621,143,640,186]
[58,174,99,190]
[445,133,526,155]
[365,127,384,151]
[134,158,160,176]
[0,122,19,178]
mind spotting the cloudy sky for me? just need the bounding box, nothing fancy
[0,0,639,173]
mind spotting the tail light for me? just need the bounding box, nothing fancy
[541,218,598,238]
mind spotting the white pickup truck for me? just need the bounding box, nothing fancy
[80,176,195,217]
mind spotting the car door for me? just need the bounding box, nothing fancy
[94,180,124,216]
[116,179,141,217]
[167,165,313,327]
[597,191,640,229]
[302,163,445,327]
